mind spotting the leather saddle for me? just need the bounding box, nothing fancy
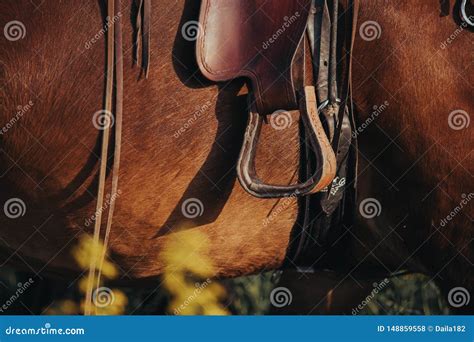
[197,0,337,198]
[87,1,358,288]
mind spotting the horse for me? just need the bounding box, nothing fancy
[0,0,472,314]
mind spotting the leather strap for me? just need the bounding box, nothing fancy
[85,0,130,315]
[314,0,333,105]
[328,0,339,104]
[290,0,359,263]
[97,0,124,298]
[85,0,117,315]
[85,0,151,315]
[321,0,360,244]
[135,0,151,77]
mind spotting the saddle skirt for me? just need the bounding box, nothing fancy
[197,0,312,115]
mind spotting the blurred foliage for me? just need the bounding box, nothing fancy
[0,267,450,315]
[359,273,450,315]
[46,235,127,315]
[161,230,228,315]
[223,272,276,315]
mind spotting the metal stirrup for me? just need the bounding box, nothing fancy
[237,87,337,198]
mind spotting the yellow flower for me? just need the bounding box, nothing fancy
[161,229,229,315]
[66,234,126,315]
[45,300,80,315]
[72,235,118,279]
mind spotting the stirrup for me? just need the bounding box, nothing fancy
[237,86,337,198]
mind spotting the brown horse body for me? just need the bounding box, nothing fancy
[0,0,472,295]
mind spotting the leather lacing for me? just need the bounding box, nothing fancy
[85,0,150,315]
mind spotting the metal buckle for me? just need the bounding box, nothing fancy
[318,98,341,112]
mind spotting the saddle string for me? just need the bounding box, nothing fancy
[96,0,125,304]
[88,0,151,315]
[134,0,151,77]
[85,0,117,315]
[85,0,128,315]
[134,0,143,65]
